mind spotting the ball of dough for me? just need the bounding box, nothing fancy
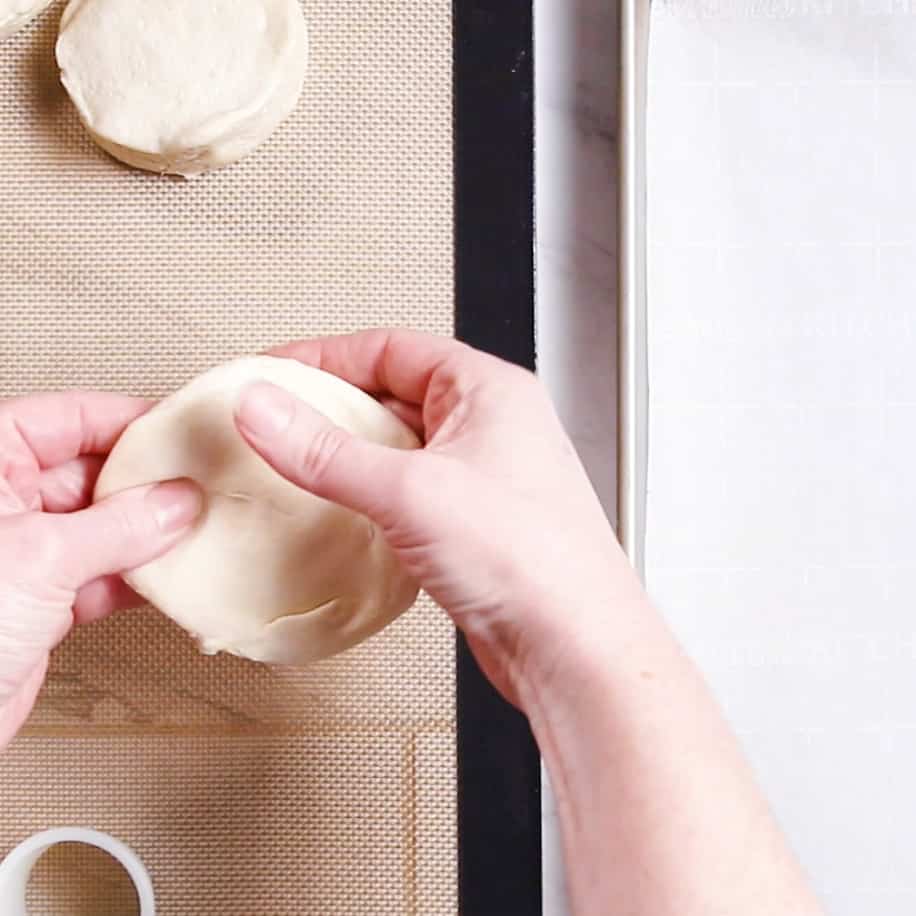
[94,357,421,666]
[55,0,307,176]
[0,0,52,40]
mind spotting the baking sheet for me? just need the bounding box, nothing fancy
[0,1,456,912]
[646,5,916,913]
[618,0,649,574]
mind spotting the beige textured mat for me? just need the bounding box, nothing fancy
[0,0,456,912]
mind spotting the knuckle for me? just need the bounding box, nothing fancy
[91,496,149,550]
[294,425,349,486]
[14,516,63,573]
[500,364,553,415]
[503,361,540,392]
[456,350,542,402]
[371,456,424,532]
[106,501,148,544]
[386,454,418,503]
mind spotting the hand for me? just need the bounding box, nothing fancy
[234,329,630,708]
[0,392,201,747]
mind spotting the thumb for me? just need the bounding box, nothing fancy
[234,382,410,522]
[48,479,202,589]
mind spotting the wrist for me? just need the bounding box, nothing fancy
[513,549,658,715]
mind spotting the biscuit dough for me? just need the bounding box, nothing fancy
[0,0,52,40]
[56,0,308,176]
[94,357,421,666]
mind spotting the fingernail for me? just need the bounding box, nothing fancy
[237,383,295,439]
[147,480,203,533]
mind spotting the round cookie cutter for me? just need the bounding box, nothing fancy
[0,828,155,915]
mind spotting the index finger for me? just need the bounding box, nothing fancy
[0,391,151,470]
[269,329,476,406]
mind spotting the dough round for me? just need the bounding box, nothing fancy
[55,0,307,176]
[0,0,52,40]
[94,357,421,666]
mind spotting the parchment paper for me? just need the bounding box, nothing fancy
[647,6,916,912]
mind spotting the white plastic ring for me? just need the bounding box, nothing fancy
[0,828,155,915]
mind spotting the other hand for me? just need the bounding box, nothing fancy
[0,392,200,747]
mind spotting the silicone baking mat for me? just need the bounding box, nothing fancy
[0,0,458,912]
